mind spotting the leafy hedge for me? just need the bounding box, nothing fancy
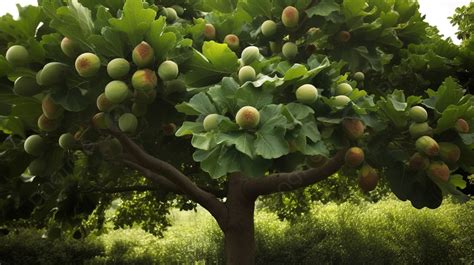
[1,198,472,265]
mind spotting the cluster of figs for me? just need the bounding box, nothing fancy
[406,106,469,182]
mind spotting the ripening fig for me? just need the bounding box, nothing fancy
[282,42,297,60]
[239,66,256,83]
[132,41,154,68]
[42,95,64,120]
[119,113,138,133]
[107,58,130,79]
[342,119,365,140]
[281,6,299,28]
[60,37,80,58]
[236,106,260,129]
[171,5,184,15]
[28,158,46,176]
[241,46,260,65]
[24,135,45,156]
[335,83,353,95]
[38,114,59,132]
[6,45,29,66]
[409,106,428,123]
[132,103,148,117]
[158,60,179,81]
[295,84,318,104]
[204,24,216,40]
[344,147,365,168]
[162,123,177,136]
[96,93,115,112]
[164,79,186,95]
[105,80,129,104]
[269,41,281,54]
[13,76,42,96]
[307,155,327,168]
[409,122,433,138]
[92,112,108,129]
[454,118,469,133]
[438,142,461,164]
[333,95,351,107]
[261,20,277,37]
[358,164,379,192]
[224,34,240,51]
[38,62,68,86]
[426,161,450,182]
[338,31,351,42]
[59,133,76,150]
[353,72,365,81]
[132,69,158,91]
[415,136,439,156]
[165,7,178,22]
[408,152,430,171]
[75,53,101,77]
[203,114,220,131]
[134,88,156,104]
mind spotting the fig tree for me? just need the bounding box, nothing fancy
[92,112,108,129]
[335,83,353,95]
[24,135,45,156]
[236,106,260,129]
[338,31,351,42]
[224,34,240,51]
[38,62,68,86]
[261,20,277,37]
[38,114,59,132]
[164,79,186,95]
[60,37,80,58]
[238,66,256,83]
[96,93,115,112]
[165,7,178,23]
[158,60,179,81]
[107,58,130,79]
[241,46,260,65]
[59,133,76,150]
[342,119,365,140]
[99,138,123,158]
[162,123,177,136]
[203,114,220,131]
[28,158,46,176]
[415,136,439,156]
[295,84,318,104]
[438,142,461,164]
[132,103,148,117]
[269,41,281,54]
[408,152,430,171]
[6,45,29,66]
[281,6,299,28]
[134,88,156,104]
[454,118,469,133]
[204,24,216,40]
[42,95,64,120]
[333,95,351,107]
[307,155,327,168]
[132,69,158,91]
[105,80,129,104]
[358,164,379,192]
[282,42,297,60]
[344,147,365,168]
[408,122,432,138]
[118,113,138,133]
[171,5,184,15]
[426,161,450,182]
[132,41,154,68]
[13,76,41,96]
[353,72,365,81]
[75,53,101,77]
[409,106,428,122]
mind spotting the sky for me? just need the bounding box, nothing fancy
[0,0,471,44]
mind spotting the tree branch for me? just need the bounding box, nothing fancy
[243,149,346,198]
[110,129,228,230]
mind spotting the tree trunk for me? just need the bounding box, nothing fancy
[223,173,256,265]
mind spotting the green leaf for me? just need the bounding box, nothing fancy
[0,116,25,137]
[176,93,217,115]
[284,64,308,81]
[306,0,340,17]
[88,27,124,58]
[435,103,470,133]
[193,145,239,178]
[145,18,177,60]
[202,41,239,73]
[449,174,467,190]
[192,132,216,150]
[431,77,464,113]
[202,0,238,13]
[255,127,289,159]
[175,122,204,136]
[342,0,366,20]
[216,132,256,158]
[109,0,157,46]
[235,85,273,110]
[285,103,315,120]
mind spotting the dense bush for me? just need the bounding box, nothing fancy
[2,198,472,264]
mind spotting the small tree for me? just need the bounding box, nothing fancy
[0,0,472,264]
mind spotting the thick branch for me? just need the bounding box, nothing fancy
[110,130,228,229]
[243,149,346,198]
